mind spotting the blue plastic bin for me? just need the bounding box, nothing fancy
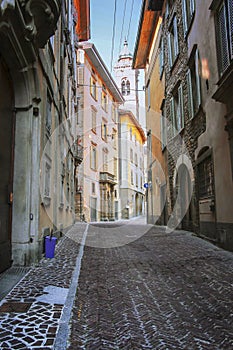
[45,236,57,258]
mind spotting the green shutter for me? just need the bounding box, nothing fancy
[228,0,233,59]
[170,97,175,136]
[187,69,194,119]
[216,2,230,75]
[178,85,184,129]
[182,0,188,35]
[191,0,195,16]
[195,49,202,108]
[168,33,173,67]
[174,16,179,57]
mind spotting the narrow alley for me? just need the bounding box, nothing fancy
[1,219,233,349]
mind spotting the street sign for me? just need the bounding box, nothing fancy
[144,183,149,188]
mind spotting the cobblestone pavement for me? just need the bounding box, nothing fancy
[68,223,233,350]
[0,223,87,350]
[1,219,233,349]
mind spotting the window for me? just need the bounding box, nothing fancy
[182,0,195,35]
[121,80,126,95]
[102,148,108,172]
[101,86,108,111]
[46,94,52,135]
[168,15,179,68]
[130,148,133,163]
[131,170,134,185]
[166,0,175,17]
[92,182,96,194]
[159,38,164,78]
[112,129,117,149]
[44,162,51,197]
[90,75,97,100]
[121,78,130,95]
[90,144,97,170]
[215,0,233,76]
[111,103,117,122]
[135,154,138,166]
[130,128,132,140]
[187,47,202,119]
[197,155,214,199]
[170,84,184,135]
[91,106,97,133]
[101,120,108,142]
[126,80,130,95]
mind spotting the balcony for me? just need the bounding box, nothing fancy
[99,172,116,185]
[74,144,84,165]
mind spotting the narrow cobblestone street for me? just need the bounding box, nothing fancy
[68,218,233,350]
[1,218,233,349]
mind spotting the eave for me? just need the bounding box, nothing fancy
[74,0,90,42]
[133,0,163,69]
[79,42,124,104]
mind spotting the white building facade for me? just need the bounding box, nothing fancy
[76,43,124,222]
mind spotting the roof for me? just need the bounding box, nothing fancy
[119,109,146,144]
[74,0,91,42]
[79,42,124,103]
[133,0,164,69]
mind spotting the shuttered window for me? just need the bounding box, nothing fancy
[215,0,233,76]
[182,0,195,35]
[159,38,164,78]
[168,15,179,68]
[187,47,202,118]
[170,84,184,136]
[197,155,214,199]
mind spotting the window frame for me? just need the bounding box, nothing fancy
[170,84,184,136]
[168,14,179,69]
[187,47,202,119]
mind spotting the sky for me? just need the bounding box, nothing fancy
[89,0,146,127]
[90,0,143,74]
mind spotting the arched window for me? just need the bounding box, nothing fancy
[121,80,126,95]
[126,80,130,95]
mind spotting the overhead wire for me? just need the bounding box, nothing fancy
[110,0,117,73]
[126,0,135,42]
[118,0,128,54]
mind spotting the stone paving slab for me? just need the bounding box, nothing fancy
[0,223,87,350]
[68,224,233,350]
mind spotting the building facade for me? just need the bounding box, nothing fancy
[133,6,169,225]
[0,0,90,273]
[76,43,124,222]
[134,0,233,250]
[118,110,146,219]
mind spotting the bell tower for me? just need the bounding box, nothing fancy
[114,40,139,119]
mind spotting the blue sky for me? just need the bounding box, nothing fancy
[90,0,143,73]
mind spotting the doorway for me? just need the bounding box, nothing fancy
[0,57,15,273]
